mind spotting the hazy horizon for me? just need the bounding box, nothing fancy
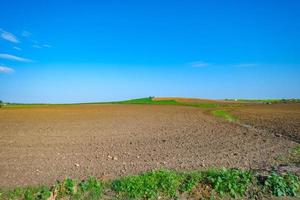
[1,0,300,103]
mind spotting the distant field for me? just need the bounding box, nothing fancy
[225,98,300,104]
[0,97,220,109]
[2,97,299,108]
[0,97,230,109]
[153,97,238,104]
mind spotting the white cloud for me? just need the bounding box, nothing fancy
[32,44,42,49]
[22,30,31,37]
[0,53,33,62]
[0,65,14,74]
[33,44,52,49]
[188,61,210,67]
[13,46,22,51]
[0,29,19,43]
[42,44,52,48]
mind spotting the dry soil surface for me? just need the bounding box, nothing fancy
[231,103,300,143]
[0,104,298,187]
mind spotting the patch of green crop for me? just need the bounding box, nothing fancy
[111,169,183,199]
[111,168,255,199]
[77,177,103,200]
[115,97,219,108]
[118,97,179,105]
[55,177,104,200]
[264,172,300,197]
[0,178,104,200]
[178,171,204,193]
[0,186,51,200]
[205,168,252,198]
[212,110,236,122]
[181,102,219,108]
[1,97,220,109]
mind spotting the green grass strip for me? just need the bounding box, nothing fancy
[212,110,236,122]
[1,168,299,200]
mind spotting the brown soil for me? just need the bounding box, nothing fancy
[0,104,298,187]
[231,103,300,143]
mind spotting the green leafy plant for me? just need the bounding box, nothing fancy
[179,172,203,193]
[37,187,51,200]
[64,178,76,195]
[5,186,51,200]
[112,169,183,199]
[264,172,300,196]
[78,177,103,199]
[205,168,252,198]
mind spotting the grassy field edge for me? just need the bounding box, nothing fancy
[1,168,299,200]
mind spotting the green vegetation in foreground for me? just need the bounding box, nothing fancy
[1,168,299,200]
[265,172,300,197]
[212,110,236,122]
[0,177,103,200]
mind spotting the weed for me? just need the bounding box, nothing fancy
[64,178,76,195]
[205,168,252,198]
[212,110,236,122]
[0,186,51,200]
[78,177,103,200]
[264,172,300,196]
[112,169,183,199]
[179,172,203,193]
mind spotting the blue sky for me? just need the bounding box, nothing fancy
[0,0,300,103]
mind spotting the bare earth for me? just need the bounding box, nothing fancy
[231,103,300,143]
[0,104,298,187]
